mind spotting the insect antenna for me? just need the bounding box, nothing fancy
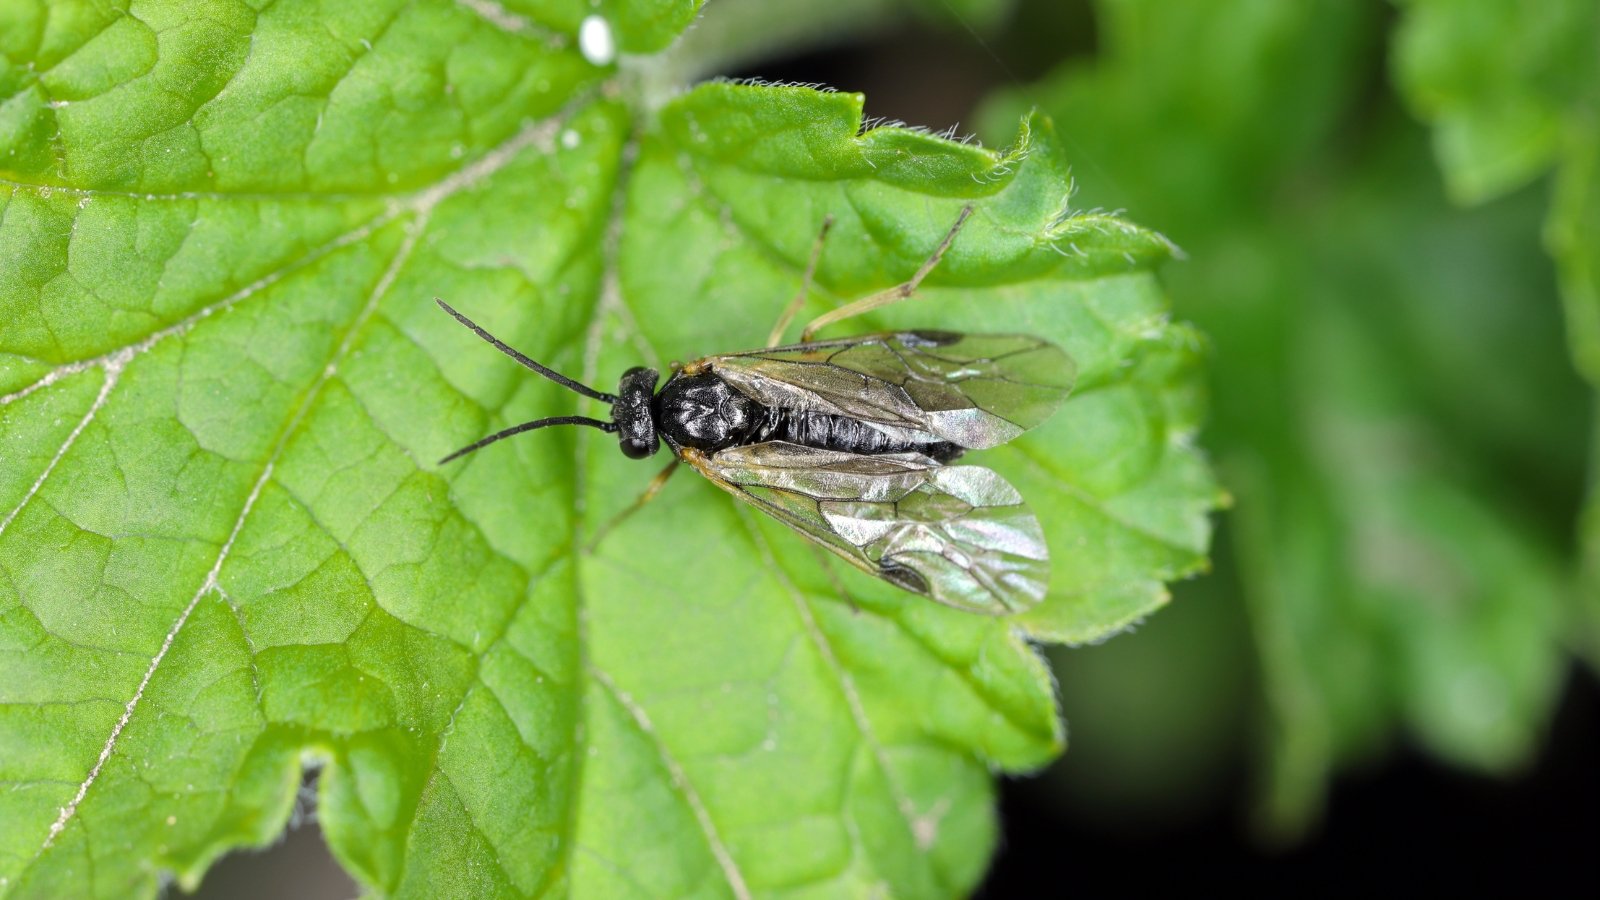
[435,298,618,402]
[439,415,618,465]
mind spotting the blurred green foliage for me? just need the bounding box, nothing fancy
[983,0,1593,836]
[1394,0,1600,666]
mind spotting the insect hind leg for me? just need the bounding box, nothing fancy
[798,205,973,343]
[766,215,835,348]
[584,460,681,552]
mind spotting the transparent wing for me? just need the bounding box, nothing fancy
[705,331,1074,450]
[686,442,1049,614]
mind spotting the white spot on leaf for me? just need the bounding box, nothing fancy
[579,15,615,66]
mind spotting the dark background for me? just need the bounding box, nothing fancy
[984,667,1598,895]
[197,663,1598,897]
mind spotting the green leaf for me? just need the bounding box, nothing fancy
[981,0,1372,238]
[983,0,1586,836]
[1392,0,1598,205]
[1394,0,1600,666]
[610,84,1215,644]
[0,2,1213,897]
[654,0,1016,84]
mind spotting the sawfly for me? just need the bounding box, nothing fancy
[436,208,1074,615]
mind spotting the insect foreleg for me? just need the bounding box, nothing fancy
[798,205,973,342]
[584,459,681,552]
[766,215,835,348]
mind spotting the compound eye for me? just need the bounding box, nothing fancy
[619,435,657,459]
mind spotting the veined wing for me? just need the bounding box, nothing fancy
[705,331,1074,450]
[685,442,1049,614]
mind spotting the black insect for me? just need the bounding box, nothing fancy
[437,209,1074,614]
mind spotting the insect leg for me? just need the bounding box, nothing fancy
[584,459,681,551]
[798,205,973,342]
[766,215,836,348]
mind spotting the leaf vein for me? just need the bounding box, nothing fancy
[0,350,127,543]
[587,663,753,900]
[453,0,568,45]
[0,209,397,407]
[732,508,934,854]
[1006,438,1201,559]
[24,186,430,865]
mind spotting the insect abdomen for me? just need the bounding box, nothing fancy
[748,405,963,462]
